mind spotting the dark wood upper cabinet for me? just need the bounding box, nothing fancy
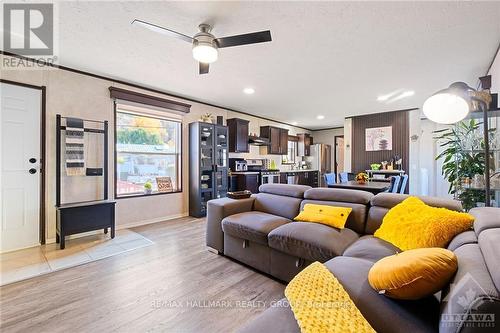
[227,118,249,153]
[298,133,313,156]
[260,126,289,155]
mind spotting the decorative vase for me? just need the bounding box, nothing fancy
[357,180,366,185]
[144,188,152,195]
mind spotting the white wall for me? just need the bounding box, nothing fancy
[343,118,353,172]
[489,46,500,94]
[0,54,308,241]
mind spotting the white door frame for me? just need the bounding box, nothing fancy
[0,79,46,250]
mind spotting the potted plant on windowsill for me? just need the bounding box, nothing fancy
[144,181,153,195]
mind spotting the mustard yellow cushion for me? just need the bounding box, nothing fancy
[374,196,474,250]
[294,204,352,229]
[368,247,458,300]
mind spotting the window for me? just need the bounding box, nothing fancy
[282,140,297,165]
[115,106,182,197]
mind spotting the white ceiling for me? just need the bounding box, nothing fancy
[52,1,500,129]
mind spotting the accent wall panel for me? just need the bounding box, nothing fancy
[351,110,409,174]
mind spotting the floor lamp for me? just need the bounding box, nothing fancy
[423,75,497,207]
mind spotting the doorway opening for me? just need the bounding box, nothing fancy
[334,135,344,181]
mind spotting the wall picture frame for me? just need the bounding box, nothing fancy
[365,126,393,151]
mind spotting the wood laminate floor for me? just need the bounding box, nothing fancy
[0,217,285,333]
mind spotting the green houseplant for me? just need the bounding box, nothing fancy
[144,181,153,195]
[433,119,494,211]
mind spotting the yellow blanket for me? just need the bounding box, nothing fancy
[285,262,375,333]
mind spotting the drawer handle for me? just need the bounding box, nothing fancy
[242,240,249,248]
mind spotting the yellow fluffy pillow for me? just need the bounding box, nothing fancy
[294,204,352,229]
[368,247,458,300]
[374,196,474,250]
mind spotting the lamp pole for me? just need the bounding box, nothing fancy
[482,101,491,207]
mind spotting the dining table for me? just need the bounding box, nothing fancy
[327,180,390,194]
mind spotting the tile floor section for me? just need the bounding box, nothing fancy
[0,229,153,286]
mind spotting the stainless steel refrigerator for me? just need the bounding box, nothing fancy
[310,144,332,187]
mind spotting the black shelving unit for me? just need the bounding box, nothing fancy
[55,114,115,249]
[189,122,229,217]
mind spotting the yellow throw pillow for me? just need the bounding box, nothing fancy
[374,196,474,250]
[294,204,352,229]
[368,248,458,300]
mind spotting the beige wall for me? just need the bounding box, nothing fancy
[1,55,308,241]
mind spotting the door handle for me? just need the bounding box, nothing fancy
[29,158,37,163]
[29,168,37,174]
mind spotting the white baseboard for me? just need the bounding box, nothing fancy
[45,212,189,244]
[116,213,188,230]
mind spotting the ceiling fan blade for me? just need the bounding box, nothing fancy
[199,62,209,75]
[215,30,272,48]
[132,19,193,43]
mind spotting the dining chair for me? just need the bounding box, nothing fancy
[387,176,401,193]
[324,173,336,186]
[339,172,355,183]
[398,174,409,194]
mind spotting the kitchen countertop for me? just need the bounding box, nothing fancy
[279,169,318,173]
[230,171,260,175]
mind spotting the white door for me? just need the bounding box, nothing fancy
[0,83,41,252]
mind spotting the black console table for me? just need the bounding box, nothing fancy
[56,200,116,249]
[55,115,115,249]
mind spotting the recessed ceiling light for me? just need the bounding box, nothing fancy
[316,115,325,120]
[291,121,298,126]
[243,87,255,95]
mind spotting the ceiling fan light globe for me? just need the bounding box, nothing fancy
[423,92,470,124]
[192,44,218,64]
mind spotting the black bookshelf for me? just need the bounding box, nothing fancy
[189,122,229,217]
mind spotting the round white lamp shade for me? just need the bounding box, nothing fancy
[423,92,470,124]
[192,44,218,64]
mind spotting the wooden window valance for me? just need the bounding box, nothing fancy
[109,87,191,114]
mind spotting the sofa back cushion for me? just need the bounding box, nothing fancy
[365,193,462,234]
[439,243,500,333]
[254,184,311,220]
[302,188,373,234]
[254,193,303,220]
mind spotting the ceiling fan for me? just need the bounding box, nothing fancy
[132,19,272,75]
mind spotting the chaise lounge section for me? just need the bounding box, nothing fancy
[206,184,500,332]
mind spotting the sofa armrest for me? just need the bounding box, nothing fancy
[206,197,255,253]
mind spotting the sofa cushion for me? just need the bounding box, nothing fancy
[222,211,290,245]
[368,248,458,300]
[254,193,302,220]
[373,197,474,251]
[237,300,300,333]
[301,199,368,234]
[440,243,500,333]
[343,235,400,262]
[478,228,500,292]
[470,207,500,236]
[268,222,358,262]
[259,183,311,198]
[304,187,373,204]
[325,256,440,333]
[447,230,478,251]
[366,193,462,234]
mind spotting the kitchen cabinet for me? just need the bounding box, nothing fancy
[236,173,260,194]
[295,171,320,187]
[227,118,249,153]
[298,133,313,156]
[260,126,289,155]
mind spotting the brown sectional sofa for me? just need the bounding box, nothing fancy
[206,184,500,333]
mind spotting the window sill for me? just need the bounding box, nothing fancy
[115,190,182,200]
